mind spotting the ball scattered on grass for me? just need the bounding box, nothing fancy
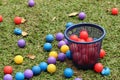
[64,68,74,78]
[39,62,48,71]
[47,56,56,64]
[46,34,54,43]
[3,74,13,80]
[49,51,58,58]
[55,32,64,41]
[47,64,56,74]
[3,66,13,74]
[24,69,33,79]
[32,66,41,76]
[43,43,52,51]
[17,39,26,48]
[14,55,23,64]
[60,45,69,53]
[15,72,24,80]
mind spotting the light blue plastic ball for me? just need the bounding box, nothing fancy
[39,62,48,71]
[66,50,72,59]
[32,66,41,75]
[46,34,54,43]
[43,43,52,51]
[66,22,74,28]
[14,28,22,35]
[64,68,74,78]
[101,67,110,76]
[15,72,24,80]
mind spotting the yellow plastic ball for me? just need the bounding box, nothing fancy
[60,45,69,53]
[49,51,58,58]
[14,55,23,64]
[47,64,56,73]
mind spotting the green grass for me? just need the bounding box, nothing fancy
[0,0,120,80]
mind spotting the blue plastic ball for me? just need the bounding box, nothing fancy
[15,72,24,80]
[101,67,110,76]
[64,68,74,78]
[43,43,52,51]
[66,22,74,28]
[66,50,72,59]
[32,66,41,75]
[46,34,54,43]
[14,28,22,35]
[39,62,48,71]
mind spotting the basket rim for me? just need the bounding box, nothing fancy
[64,23,106,44]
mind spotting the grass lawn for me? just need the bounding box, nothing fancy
[0,0,120,80]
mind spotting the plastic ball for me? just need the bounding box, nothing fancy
[63,39,69,45]
[14,17,22,25]
[64,68,74,78]
[32,66,41,75]
[15,72,24,80]
[94,63,103,73]
[14,55,23,64]
[78,12,86,20]
[49,51,58,58]
[101,67,110,76]
[66,50,72,59]
[24,69,33,79]
[74,78,82,80]
[79,30,88,40]
[3,66,13,74]
[47,64,56,74]
[14,28,22,35]
[86,37,93,42]
[60,45,69,53]
[28,0,35,7]
[100,49,106,58]
[58,40,66,48]
[39,62,48,71]
[66,22,74,28]
[111,8,118,15]
[58,53,66,62]
[69,34,79,41]
[55,32,64,41]
[45,34,54,43]
[77,38,86,42]
[17,39,26,48]
[3,74,13,80]
[47,56,56,64]
[0,15,3,22]
[43,43,52,51]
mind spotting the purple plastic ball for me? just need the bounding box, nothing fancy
[3,74,13,80]
[58,40,66,48]
[24,69,33,79]
[56,32,64,41]
[78,12,86,20]
[28,0,35,7]
[47,56,56,64]
[63,39,69,45]
[17,39,26,48]
[74,78,82,80]
[58,53,66,62]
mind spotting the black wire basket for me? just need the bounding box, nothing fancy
[64,23,106,69]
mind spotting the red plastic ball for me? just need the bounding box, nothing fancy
[3,66,13,74]
[100,49,106,58]
[77,38,86,42]
[111,8,118,15]
[69,35,78,41]
[14,17,22,25]
[0,15,3,22]
[94,63,103,73]
[86,37,93,42]
[79,30,88,40]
